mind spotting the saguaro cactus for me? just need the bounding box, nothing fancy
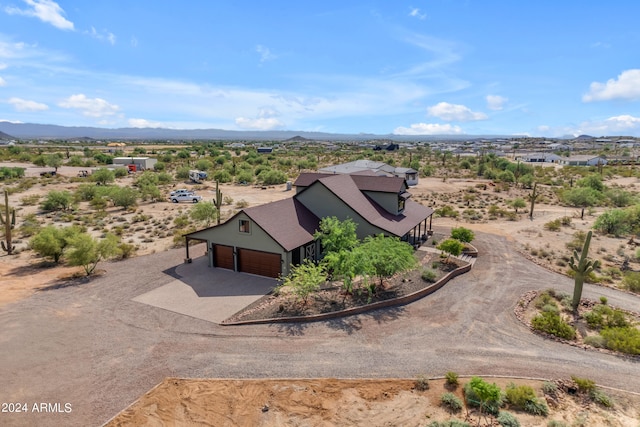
[569,230,600,312]
[528,182,539,220]
[213,180,223,225]
[1,189,16,255]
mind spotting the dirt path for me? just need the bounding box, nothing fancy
[1,230,639,426]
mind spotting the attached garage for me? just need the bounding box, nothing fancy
[238,248,281,278]
[214,245,234,270]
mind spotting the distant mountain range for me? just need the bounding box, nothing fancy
[0,122,509,142]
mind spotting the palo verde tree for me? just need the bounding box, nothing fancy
[569,230,600,312]
[280,260,326,307]
[66,232,120,276]
[450,226,474,243]
[190,201,217,227]
[315,217,360,293]
[358,234,416,288]
[29,225,81,263]
[437,238,465,262]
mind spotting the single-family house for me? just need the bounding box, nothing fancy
[318,159,419,186]
[515,152,562,163]
[556,155,607,166]
[184,173,433,278]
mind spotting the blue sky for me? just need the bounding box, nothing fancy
[0,1,639,137]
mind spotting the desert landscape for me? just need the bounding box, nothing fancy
[1,142,640,427]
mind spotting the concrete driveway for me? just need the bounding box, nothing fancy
[133,255,276,323]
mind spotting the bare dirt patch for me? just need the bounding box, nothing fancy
[106,377,640,427]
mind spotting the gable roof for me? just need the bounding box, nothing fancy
[305,174,432,237]
[295,172,406,193]
[243,198,320,251]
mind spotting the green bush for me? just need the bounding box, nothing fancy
[544,219,561,231]
[435,205,459,218]
[531,312,576,340]
[421,268,437,283]
[541,381,557,396]
[590,388,614,408]
[600,326,640,355]
[622,271,640,292]
[571,376,596,394]
[464,378,504,416]
[497,411,521,427]
[445,371,459,386]
[583,335,606,348]
[414,374,429,391]
[523,399,549,416]
[451,227,475,243]
[505,383,536,409]
[441,392,463,412]
[546,421,568,427]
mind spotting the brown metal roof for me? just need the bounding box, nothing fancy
[295,172,406,193]
[243,198,320,251]
[314,175,432,237]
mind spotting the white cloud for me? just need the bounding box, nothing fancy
[58,94,119,117]
[583,69,640,102]
[5,0,74,31]
[486,95,507,111]
[393,123,463,135]
[88,27,116,45]
[128,118,164,128]
[235,116,285,130]
[8,97,49,111]
[0,76,5,86]
[539,114,640,137]
[130,36,138,48]
[409,8,427,20]
[0,63,7,70]
[427,102,487,121]
[256,45,276,63]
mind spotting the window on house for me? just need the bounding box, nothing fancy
[239,219,250,233]
[398,197,406,212]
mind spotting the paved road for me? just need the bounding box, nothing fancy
[1,231,639,426]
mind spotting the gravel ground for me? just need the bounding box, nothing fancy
[1,230,639,427]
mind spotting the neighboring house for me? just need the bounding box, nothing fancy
[556,155,607,166]
[185,173,434,278]
[515,152,562,163]
[319,159,419,186]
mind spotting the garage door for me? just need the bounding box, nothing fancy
[238,248,281,278]
[214,244,234,270]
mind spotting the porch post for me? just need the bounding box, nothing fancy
[184,237,192,263]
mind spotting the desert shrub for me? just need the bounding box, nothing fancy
[213,170,232,183]
[566,231,587,252]
[583,335,606,348]
[584,305,629,330]
[414,374,430,391]
[505,383,536,409]
[534,290,556,309]
[560,216,572,226]
[541,304,559,314]
[622,271,640,292]
[445,371,459,386]
[541,381,557,396]
[117,242,137,259]
[421,268,437,283]
[531,312,576,340]
[258,169,287,185]
[571,376,596,394]
[497,411,520,427]
[600,326,640,355]
[20,194,40,206]
[590,388,614,408]
[546,421,567,427]
[523,398,549,416]
[544,219,561,231]
[426,421,470,427]
[435,205,459,218]
[441,392,463,412]
[235,199,249,208]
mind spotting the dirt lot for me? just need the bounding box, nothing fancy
[2,167,640,426]
[106,378,640,427]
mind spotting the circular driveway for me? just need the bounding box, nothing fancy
[1,231,639,426]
